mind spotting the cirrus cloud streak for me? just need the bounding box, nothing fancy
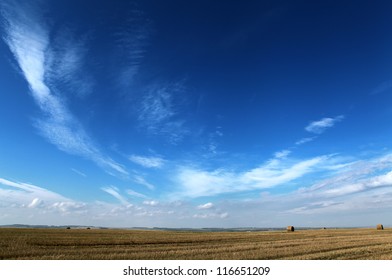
[1,1,127,176]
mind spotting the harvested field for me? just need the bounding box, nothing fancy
[1,228,392,260]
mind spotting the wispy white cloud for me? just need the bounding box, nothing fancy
[50,201,87,214]
[110,8,191,146]
[0,177,86,214]
[139,85,175,127]
[0,177,231,227]
[287,201,344,215]
[143,200,159,206]
[323,161,359,171]
[101,186,129,205]
[133,175,155,190]
[114,8,151,89]
[303,154,392,193]
[269,153,392,217]
[204,126,224,156]
[45,29,94,99]
[319,168,392,198]
[126,188,147,199]
[193,212,228,219]
[274,149,291,159]
[71,168,87,177]
[1,1,51,104]
[295,137,316,145]
[129,155,165,168]
[4,154,392,228]
[197,202,214,209]
[28,198,42,208]
[175,116,339,199]
[1,1,127,176]
[138,82,189,143]
[305,115,344,134]
[0,177,66,201]
[205,155,392,226]
[242,156,328,188]
[174,155,331,198]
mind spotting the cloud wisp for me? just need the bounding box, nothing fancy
[71,168,87,177]
[133,175,155,190]
[101,186,130,205]
[274,149,291,159]
[305,115,344,134]
[295,137,316,145]
[126,189,148,199]
[197,202,214,209]
[174,154,331,198]
[114,8,151,89]
[322,171,392,197]
[138,82,189,144]
[129,155,165,168]
[0,177,86,215]
[174,114,345,199]
[265,153,392,216]
[301,154,392,198]
[2,151,392,228]
[0,1,127,176]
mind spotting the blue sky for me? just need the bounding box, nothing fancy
[1,0,392,228]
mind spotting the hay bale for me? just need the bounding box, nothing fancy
[377,224,384,230]
[287,226,295,232]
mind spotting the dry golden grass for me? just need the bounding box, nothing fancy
[1,228,392,260]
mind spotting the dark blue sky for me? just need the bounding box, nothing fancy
[1,0,392,227]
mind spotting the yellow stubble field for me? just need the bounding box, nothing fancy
[1,227,392,260]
